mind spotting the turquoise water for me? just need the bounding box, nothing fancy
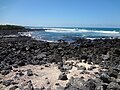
[22,27,120,42]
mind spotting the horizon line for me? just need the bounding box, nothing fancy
[0,23,120,28]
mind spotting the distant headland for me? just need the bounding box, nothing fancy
[0,25,25,30]
[0,25,47,35]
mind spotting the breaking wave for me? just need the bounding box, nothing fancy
[45,28,119,34]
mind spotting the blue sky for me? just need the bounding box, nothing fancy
[0,0,120,27]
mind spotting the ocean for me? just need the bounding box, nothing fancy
[21,27,120,42]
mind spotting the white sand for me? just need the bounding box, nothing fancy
[1,60,101,90]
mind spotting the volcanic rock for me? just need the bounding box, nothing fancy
[2,80,13,86]
[9,86,18,90]
[107,82,120,90]
[100,73,111,83]
[58,73,68,80]
[65,77,85,90]
[77,65,86,70]
[27,69,33,76]
[1,70,10,75]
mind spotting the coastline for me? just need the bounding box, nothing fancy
[0,28,120,90]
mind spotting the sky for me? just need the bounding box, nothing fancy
[0,0,120,27]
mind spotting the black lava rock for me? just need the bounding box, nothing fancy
[27,80,34,90]
[109,69,118,78]
[1,70,10,75]
[100,73,111,83]
[17,61,25,66]
[27,69,33,76]
[85,79,96,90]
[58,73,68,80]
[12,64,18,68]
[3,65,12,70]
[2,80,13,86]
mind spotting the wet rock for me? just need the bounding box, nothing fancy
[58,39,66,43]
[58,73,68,80]
[27,69,33,76]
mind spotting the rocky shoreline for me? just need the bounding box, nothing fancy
[0,30,120,90]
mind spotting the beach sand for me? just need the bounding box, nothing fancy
[1,60,101,90]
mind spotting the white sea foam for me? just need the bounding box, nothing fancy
[36,38,57,43]
[18,32,33,37]
[18,27,120,42]
[86,38,97,40]
[45,28,76,33]
[45,28,119,34]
